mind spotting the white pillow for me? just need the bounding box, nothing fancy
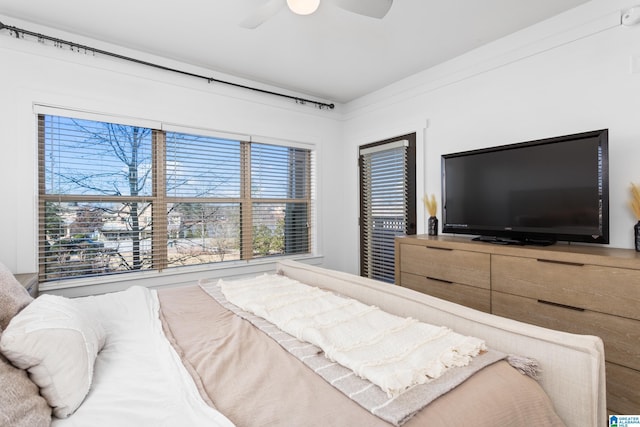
[0,294,106,418]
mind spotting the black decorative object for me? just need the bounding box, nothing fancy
[635,221,640,252]
[428,216,438,236]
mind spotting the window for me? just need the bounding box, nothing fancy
[359,134,416,283]
[38,113,313,282]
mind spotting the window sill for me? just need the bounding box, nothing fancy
[39,255,324,298]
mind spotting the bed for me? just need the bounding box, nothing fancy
[0,259,606,427]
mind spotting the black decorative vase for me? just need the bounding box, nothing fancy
[635,221,640,252]
[428,216,438,236]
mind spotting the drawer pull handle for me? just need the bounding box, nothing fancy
[427,276,453,284]
[537,299,585,312]
[536,259,584,267]
[426,246,453,252]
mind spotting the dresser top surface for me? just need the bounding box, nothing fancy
[396,235,640,269]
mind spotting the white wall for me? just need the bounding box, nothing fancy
[340,0,640,275]
[0,16,344,291]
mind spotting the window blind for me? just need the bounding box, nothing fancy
[359,135,416,283]
[38,113,314,283]
[250,143,312,259]
[38,115,156,280]
[164,131,243,266]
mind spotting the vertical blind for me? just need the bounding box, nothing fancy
[38,113,313,283]
[359,136,416,283]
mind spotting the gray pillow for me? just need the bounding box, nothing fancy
[0,326,52,427]
[0,261,33,330]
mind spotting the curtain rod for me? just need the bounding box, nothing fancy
[0,21,335,110]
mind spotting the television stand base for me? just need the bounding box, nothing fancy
[472,236,556,246]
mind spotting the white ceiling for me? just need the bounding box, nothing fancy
[0,0,592,103]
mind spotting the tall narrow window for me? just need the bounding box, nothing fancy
[359,134,416,283]
[38,112,314,283]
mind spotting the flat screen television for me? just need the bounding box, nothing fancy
[441,129,609,245]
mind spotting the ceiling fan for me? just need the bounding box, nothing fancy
[240,0,393,29]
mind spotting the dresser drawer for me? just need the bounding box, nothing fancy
[492,255,640,320]
[492,291,640,370]
[399,244,490,289]
[607,362,640,415]
[400,272,491,313]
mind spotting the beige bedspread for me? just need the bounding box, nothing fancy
[158,285,565,427]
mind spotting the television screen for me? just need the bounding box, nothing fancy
[441,129,609,245]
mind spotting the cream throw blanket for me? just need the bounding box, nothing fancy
[220,274,486,398]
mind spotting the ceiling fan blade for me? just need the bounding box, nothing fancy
[239,0,286,29]
[332,0,393,19]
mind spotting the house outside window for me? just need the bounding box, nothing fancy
[38,113,313,283]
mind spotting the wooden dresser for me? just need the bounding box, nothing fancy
[395,234,640,415]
